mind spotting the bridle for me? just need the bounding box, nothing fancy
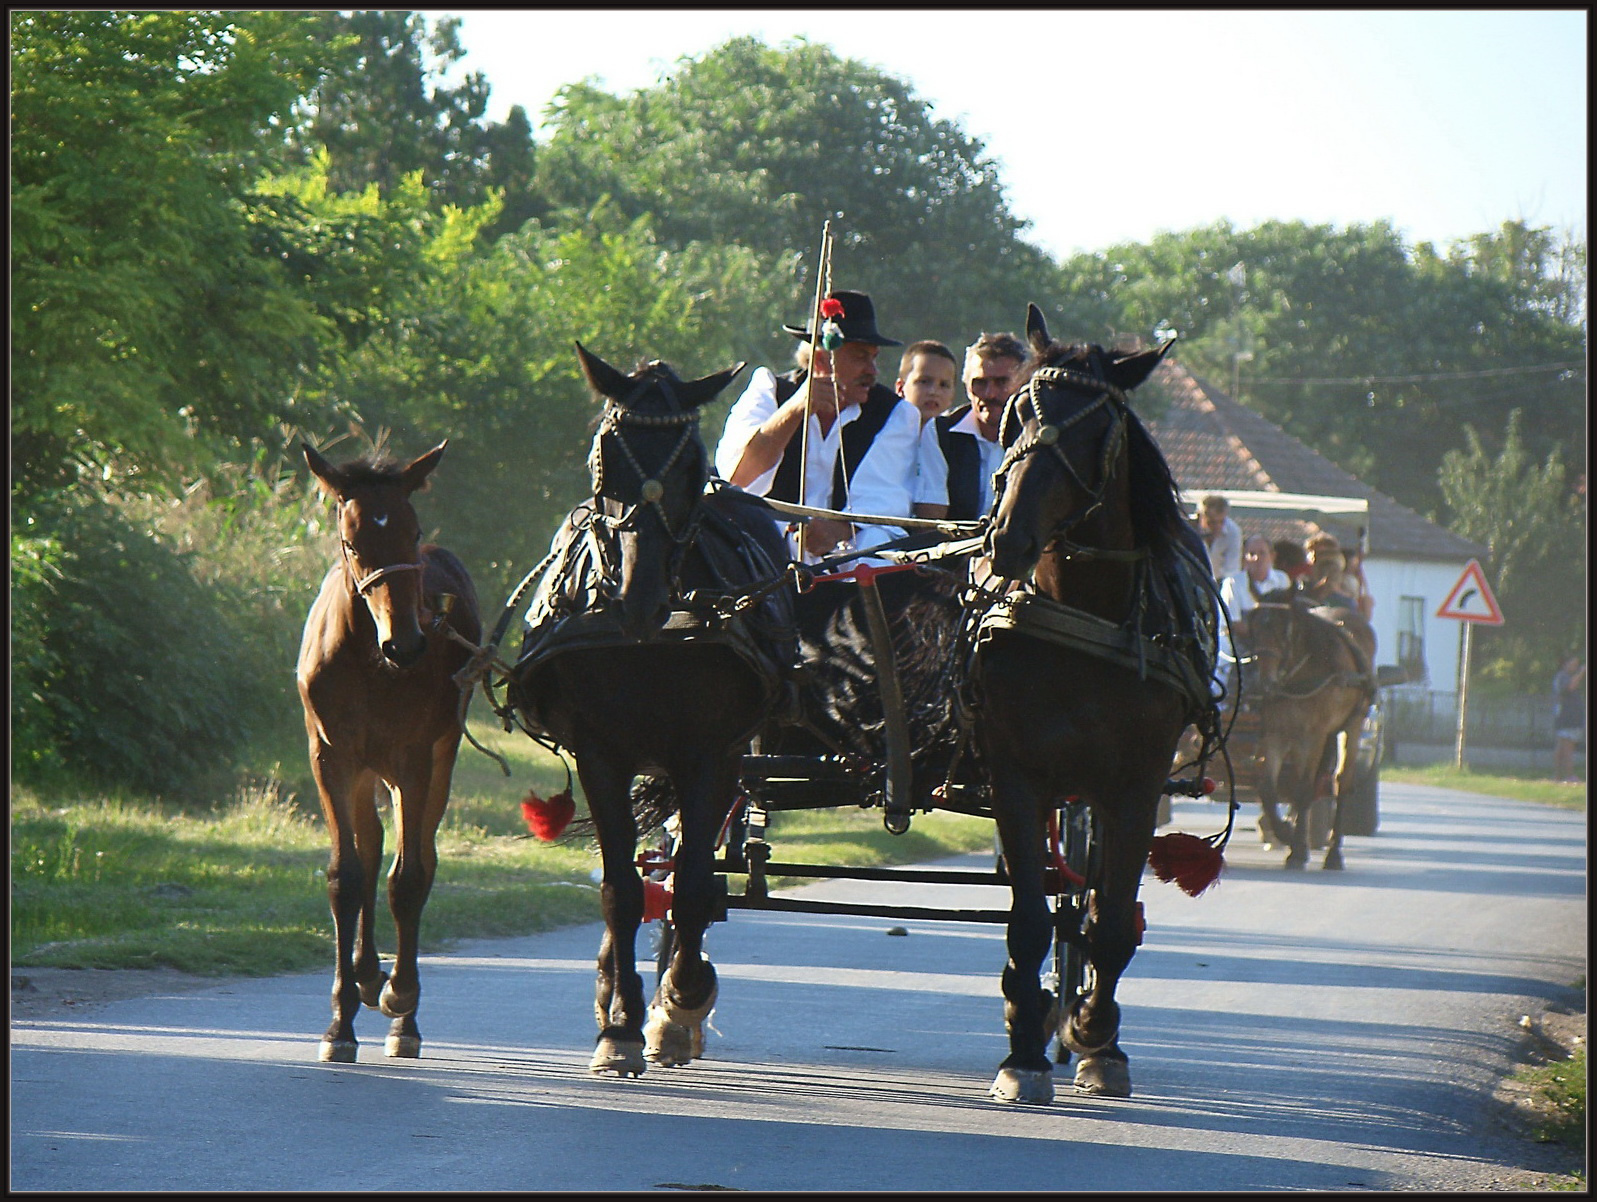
[588,372,708,594]
[990,364,1144,563]
[338,502,425,597]
[1251,603,1330,700]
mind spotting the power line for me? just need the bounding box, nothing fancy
[1248,361,1585,386]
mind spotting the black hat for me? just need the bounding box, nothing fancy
[782,289,902,347]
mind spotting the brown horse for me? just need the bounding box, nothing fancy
[506,345,794,1078]
[1240,599,1376,870]
[297,441,480,1062]
[975,305,1222,1103]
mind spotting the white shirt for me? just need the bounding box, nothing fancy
[1220,566,1291,620]
[1200,515,1243,580]
[913,408,1004,515]
[714,366,921,562]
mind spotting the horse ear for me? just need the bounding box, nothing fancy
[398,440,448,494]
[676,362,747,410]
[1025,303,1050,353]
[303,442,347,500]
[1106,336,1177,393]
[574,341,632,402]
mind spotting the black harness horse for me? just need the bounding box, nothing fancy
[505,345,794,1076]
[973,304,1222,1103]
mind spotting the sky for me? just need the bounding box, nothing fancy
[427,9,1587,263]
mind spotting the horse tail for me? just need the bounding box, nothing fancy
[630,774,679,835]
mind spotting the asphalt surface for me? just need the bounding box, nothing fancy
[10,781,1587,1192]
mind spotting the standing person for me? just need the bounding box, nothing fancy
[912,331,1029,522]
[1552,654,1585,783]
[1197,494,1243,581]
[714,289,920,563]
[894,340,959,426]
[1341,544,1375,620]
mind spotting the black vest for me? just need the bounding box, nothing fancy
[768,373,901,508]
[932,404,985,521]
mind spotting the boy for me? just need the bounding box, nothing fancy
[894,339,959,426]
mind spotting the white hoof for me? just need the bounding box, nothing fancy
[644,1007,702,1067]
[590,1035,646,1077]
[1074,1054,1132,1097]
[989,1066,1054,1105]
[318,1039,356,1064]
[385,1033,421,1058]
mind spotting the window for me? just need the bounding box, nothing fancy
[1397,595,1426,682]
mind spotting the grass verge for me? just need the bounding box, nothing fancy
[11,721,994,978]
[1382,764,1587,809]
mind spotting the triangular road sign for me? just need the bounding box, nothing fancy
[1435,558,1504,625]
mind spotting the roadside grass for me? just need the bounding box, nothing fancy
[1382,764,1587,809]
[11,720,994,978]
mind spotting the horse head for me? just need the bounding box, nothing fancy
[985,303,1174,583]
[304,440,445,669]
[1242,601,1304,696]
[576,342,745,642]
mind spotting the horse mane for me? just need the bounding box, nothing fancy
[331,454,411,489]
[1024,341,1189,561]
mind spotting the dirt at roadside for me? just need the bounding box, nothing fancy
[11,966,217,1020]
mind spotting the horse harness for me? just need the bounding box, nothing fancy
[975,363,1218,724]
[1256,603,1377,702]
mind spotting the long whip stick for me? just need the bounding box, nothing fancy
[797,220,834,560]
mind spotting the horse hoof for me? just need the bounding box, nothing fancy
[1074,1054,1132,1097]
[378,982,417,1020]
[1322,851,1345,871]
[318,1038,357,1063]
[1284,853,1307,870]
[643,1008,701,1067]
[590,1036,647,1077]
[989,1067,1054,1105]
[385,1033,422,1058]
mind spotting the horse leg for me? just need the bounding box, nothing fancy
[1324,710,1363,871]
[1255,742,1290,850]
[379,734,458,1056]
[578,753,648,1077]
[310,748,377,1063]
[988,777,1055,1105]
[1062,792,1157,1099]
[350,779,388,1009]
[1281,755,1314,869]
[645,755,732,1067]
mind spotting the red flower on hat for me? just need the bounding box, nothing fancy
[820,297,845,319]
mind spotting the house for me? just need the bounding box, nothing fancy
[1144,359,1490,692]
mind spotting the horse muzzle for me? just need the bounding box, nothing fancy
[985,524,1039,582]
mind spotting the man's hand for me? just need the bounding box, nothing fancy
[802,517,855,558]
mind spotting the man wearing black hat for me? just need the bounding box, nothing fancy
[714,289,922,562]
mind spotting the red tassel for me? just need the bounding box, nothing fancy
[642,879,673,923]
[1148,832,1225,897]
[520,788,575,841]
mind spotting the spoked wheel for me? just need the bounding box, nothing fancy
[1049,802,1097,1065]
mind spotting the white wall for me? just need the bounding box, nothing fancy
[1363,556,1476,688]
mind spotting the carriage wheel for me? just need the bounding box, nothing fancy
[1051,803,1097,1064]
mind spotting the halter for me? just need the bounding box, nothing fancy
[991,365,1144,562]
[338,504,425,596]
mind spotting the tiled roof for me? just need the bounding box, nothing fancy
[1145,360,1488,561]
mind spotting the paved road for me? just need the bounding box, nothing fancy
[11,782,1586,1192]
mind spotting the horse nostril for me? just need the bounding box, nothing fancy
[383,634,427,668]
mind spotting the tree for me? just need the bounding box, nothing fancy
[1439,410,1584,690]
[281,10,542,238]
[533,36,1056,362]
[1049,219,1587,521]
[10,10,409,503]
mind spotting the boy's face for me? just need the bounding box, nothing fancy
[897,352,958,423]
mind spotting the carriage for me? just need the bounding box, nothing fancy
[297,305,1249,1101]
[1183,489,1400,849]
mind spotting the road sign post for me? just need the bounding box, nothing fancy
[1434,559,1505,770]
